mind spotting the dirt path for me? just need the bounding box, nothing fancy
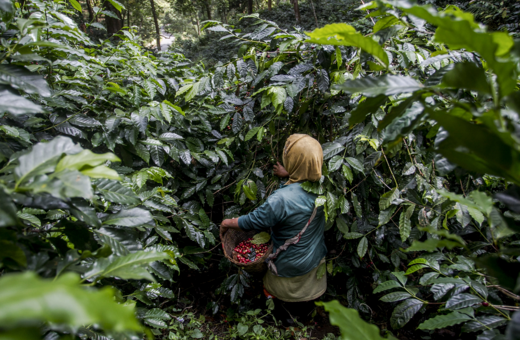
[160,28,175,51]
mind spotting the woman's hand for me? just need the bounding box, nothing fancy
[273,162,289,178]
[220,218,240,235]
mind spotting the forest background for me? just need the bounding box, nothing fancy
[1,0,520,339]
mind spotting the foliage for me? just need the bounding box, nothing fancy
[1,0,520,338]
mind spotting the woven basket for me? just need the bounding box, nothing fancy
[221,229,273,273]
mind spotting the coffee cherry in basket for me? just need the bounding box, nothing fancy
[233,237,269,264]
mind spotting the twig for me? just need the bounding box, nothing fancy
[213,180,237,195]
[309,0,319,27]
[360,0,376,25]
[186,242,222,255]
[494,305,520,311]
[327,243,347,261]
[381,148,399,189]
[403,138,425,177]
[487,285,520,301]
[460,179,466,197]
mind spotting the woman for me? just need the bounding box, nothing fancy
[220,134,327,322]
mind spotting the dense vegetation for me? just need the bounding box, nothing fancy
[1,0,520,339]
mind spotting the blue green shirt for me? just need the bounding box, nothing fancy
[238,183,327,278]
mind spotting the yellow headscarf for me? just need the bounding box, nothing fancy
[282,134,323,185]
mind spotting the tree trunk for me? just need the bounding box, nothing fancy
[194,14,200,36]
[86,0,95,22]
[149,0,161,50]
[206,0,211,20]
[268,0,271,10]
[104,1,122,35]
[247,0,253,14]
[292,0,300,23]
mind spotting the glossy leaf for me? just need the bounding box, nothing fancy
[0,272,142,331]
[306,24,389,66]
[418,311,472,330]
[334,76,423,96]
[318,300,388,340]
[390,299,423,329]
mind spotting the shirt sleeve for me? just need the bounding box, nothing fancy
[238,200,281,231]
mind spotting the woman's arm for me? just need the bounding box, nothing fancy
[220,197,281,234]
[220,217,240,235]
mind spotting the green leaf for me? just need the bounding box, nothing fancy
[102,208,153,227]
[379,188,398,210]
[316,262,326,280]
[445,293,482,310]
[0,89,42,116]
[269,86,286,108]
[306,24,389,66]
[145,308,171,321]
[399,205,415,242]
[17,212,41,227]
[334,76,423,97]
[335,46,342,68]
[431,283,455,301]
[252,232,270,244]
[442,62,491,95]
[68,0,82,11]
[392,271,408,286]
[315,196,327,207]
[405,264,427,275]
[342,164,353,184]
[373,280,402,294]
[399,4,515,97]
[378,206,396,226]
[84,251,168,281]
[373,15,401,33]
[349,95,387,125]
[28,169,93,200]
[346,157,364,173]
[15,136,82,185]
[0,272,142,331]
[81,165,120,180]
[0,240,26,266]
[245,127,260,141]
[242,180,258,200]
[323,142,344,160]
[418,311,472,330]
[461,315,507,333]
[107,0,125,11]
[0,65,51,97]
[408,258,428,266]
[0,190,19,227]
[344,232,364,239]
[329,155,343,172]
[336,217,349,234]
[390,299,423,329]
[406,239,463,252]
[317,300,387,340]
[95,179,140,204]
[237,323,248,336]
[352,192,362,218]
[357,237,368,258]
[380,292,411,302]
[339,196,350,214]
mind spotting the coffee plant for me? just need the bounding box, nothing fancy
[1,0,520,338]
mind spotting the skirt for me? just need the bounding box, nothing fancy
[263,257,327,302]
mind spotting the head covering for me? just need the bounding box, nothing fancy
[282,134,323,185]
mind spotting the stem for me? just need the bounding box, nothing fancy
[403,138,425,177]
[382,148,398,189]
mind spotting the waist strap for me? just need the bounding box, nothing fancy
[266,207,318,276]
